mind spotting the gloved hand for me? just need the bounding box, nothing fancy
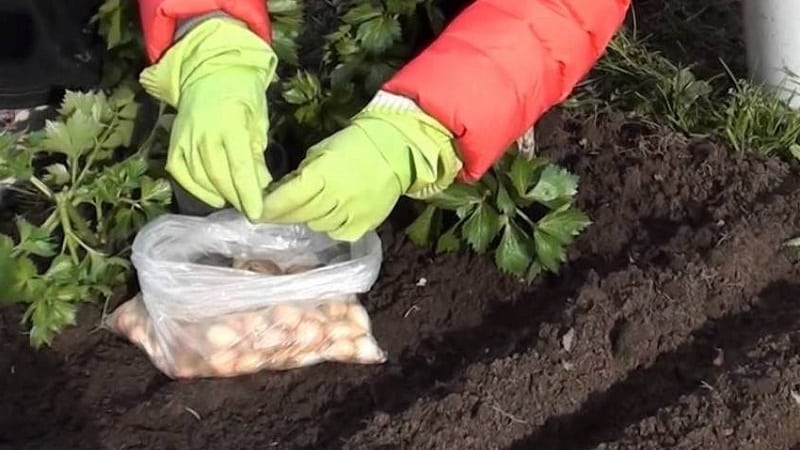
[260,92,463,241]
[139,18,277,220]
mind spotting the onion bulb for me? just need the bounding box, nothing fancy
[235,352,264,373]
[319,301,349,319]
[294,319,324,349]
[325,321,363,341]
[269,305,303,329]
[346,304,371,331]
[324,339,356,361]
[353,336,386,363]
[205,324,239,349]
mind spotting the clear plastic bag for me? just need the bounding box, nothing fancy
[106,209,386,379]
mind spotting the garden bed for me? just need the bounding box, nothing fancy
[4,109,800,449]
[4,0,800,449]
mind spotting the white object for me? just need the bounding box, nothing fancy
[126,209,384,377]
[743,0,800,107]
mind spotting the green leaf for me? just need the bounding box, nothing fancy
[534,228,566,272]
[95,0,123,48]
[406,204,438,246]
[495,222,534,276]
[526,261,543,282]
[791,144,800,161]
[509,155,548,198]
[386,0,418,15]
[496,182,516,216]
[436,225,461,254]
[0,235,20,303]
[28,297,78,348]
[462,203,502,253]
[139,177,172,204]
[271,26,300,66]
[41,121,73,155]
[110,85,137,109]
[16,217,56,257]
[364,60,399,93]
[330,59,361,90]
[356,15,402,54]
[479,171,499,195]
[8,254,40,299]
[102,119,134,149]
[42,110,103,158]
[536,207,591,245]
[269,0,303,16]
[342,3,382,24]
[45,254,79,283]
[0,135,34,180]
[294,102,322,125]
[455,204,474,219]
[42,163,70,186]
[117,102,139,121]
[527,165,579,204]
[59,90,101,116]
[65,202,99,248]
[83,253,129,286]
[325,25,360,61]
[427,183,483,210]
[282,71,322,105]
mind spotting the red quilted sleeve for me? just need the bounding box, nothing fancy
[383,0,632,181]
[137,0,271,63]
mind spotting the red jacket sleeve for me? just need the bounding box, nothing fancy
[382,0,631,182]
[137,0,271,63]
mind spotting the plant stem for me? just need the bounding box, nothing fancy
[29,176,53,199]
[516,208,538,230]
[76,119,118,185]
[56,200,80,265]
[137,102,167,158]
[41,210,60,233]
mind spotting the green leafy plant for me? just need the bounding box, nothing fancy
[1,0,591,348]
[275,0,443,146]
[268,0,305,66]
[91,0,146,87]
[0,88,171,347]
[91,0,305,87]
[406,148,591,279]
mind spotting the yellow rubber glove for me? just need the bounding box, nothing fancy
[260,91,463,241]
[139,18,277,220]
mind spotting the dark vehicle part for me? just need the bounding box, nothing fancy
[0,0,104,109]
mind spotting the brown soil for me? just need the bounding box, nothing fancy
[5,1,800,450]
[4,108,800,450]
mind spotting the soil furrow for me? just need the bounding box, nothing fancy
[338,116,800,449]
[3,107,800,450]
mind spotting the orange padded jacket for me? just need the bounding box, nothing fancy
[137,0,631,181]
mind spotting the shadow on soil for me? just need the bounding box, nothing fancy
[0,314,100,450]
[286,142,800,448]
[294,218,691,449]
[504,280,800,450]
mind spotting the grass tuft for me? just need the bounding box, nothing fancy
[568,28,800,161]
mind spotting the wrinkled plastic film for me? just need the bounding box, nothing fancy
[130,210,382,320]
[110,209,386,378]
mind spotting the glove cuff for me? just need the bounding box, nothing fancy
[357,91,463,199]
[139,17,277,107]
[363,90,425,114]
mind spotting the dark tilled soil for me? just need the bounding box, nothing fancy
[3,109,800,450]
[5,1,800,449]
